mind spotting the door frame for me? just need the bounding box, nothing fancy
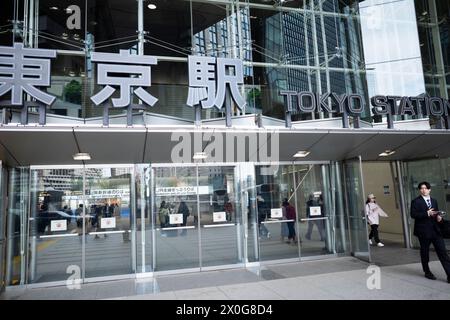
[150,162,244,272]
[342,156,371,263]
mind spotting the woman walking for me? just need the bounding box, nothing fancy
[365,193,389,247]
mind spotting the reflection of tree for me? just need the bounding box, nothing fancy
[63,80,82,104]
[247,88,261,109]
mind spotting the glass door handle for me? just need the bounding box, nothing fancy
[300,217,329,221]
[160,226,195,231]
[262,219,295,224]
[203,223,235,228]
[88,230,129,235]
[39,233,79,239]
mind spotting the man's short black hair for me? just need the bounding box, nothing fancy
[417,181,431,190]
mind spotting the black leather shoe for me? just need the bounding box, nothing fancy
[425,272,437,280]
[447,277,450,284]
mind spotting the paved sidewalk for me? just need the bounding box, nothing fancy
[1,256,449,300]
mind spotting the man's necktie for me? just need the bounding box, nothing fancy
[426,199,432,209]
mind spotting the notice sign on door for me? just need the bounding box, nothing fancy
[213,211,226,222]
[169,214,183,225]
[51,220,67,232]
[309,206,322,217]
[271,208,283,218]
[101,217,116,229]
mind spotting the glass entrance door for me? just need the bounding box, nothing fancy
[198,166,243,268]
[28,165,136,284]
[153,166,200,271]
[343,156,371,262]
[255,165,300,261]
[29,167,84,283]
[152,165,243,272]
[83,166,135,279]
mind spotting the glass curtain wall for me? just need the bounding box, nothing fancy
[3,161,357,285]
[6,165,142,285]
[1,0,405,124]
[3,0,447,126]
[5,167,29,286]
[0,164,6,292]
[254,163,338,262]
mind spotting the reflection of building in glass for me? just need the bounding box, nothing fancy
[193,8,256,114]
[260,1,369,120]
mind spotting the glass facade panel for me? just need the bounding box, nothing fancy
[5,168,29,286]
[2,161,356,284]
[153,166,200,271]
[1,0,448,124]
[28,168,83,283]
[83,167,134,278]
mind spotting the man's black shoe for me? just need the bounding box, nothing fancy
[425,272,436,280]
[447,277,450,283]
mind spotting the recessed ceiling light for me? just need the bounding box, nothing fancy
[293,151,310,158]
[147,4,157,9]
[193,152,208,160]
[49,6,58,10]
[73,153,91,161]
[379,150,396,157]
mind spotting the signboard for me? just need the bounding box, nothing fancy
[50,220,67,232]
[270,208,283,218]
[213,211,227,223]
[383,185,390,195]
[169,214,183,225]
[62,189,129,200]
[155,186,210,196]
[309,206,322,217]
[100,217,116,229]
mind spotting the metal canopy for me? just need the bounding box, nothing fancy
[0,126,448,166]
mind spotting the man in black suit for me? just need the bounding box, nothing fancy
[410,181,450,283]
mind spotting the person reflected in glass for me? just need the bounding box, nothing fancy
[178,200,190,236]
[224,200,233,222]
[305,193,325,241]
[365,194,388,247]
[159,201,169,237]
[282,198,297,245]
[257,195,270,239]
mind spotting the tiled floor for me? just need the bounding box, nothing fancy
[1,241,448,300]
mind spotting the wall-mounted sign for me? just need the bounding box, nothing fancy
[280,90,450,129]
[155,186,210,196]
[100,217,116,229]
[169,214,183,225]
[271,208,283,218]
[213,211,227,222]
[309,206,322,217]
[383,185,390,195]
[50,220,67,232]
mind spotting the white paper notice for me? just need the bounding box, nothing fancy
[169,214,183,225]
[271,208,283,218]
[213,212,227,222]
[101,217,116,229]
[309,206,322,217]
[51,220,67,231]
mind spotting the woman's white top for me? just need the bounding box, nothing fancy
[365,202,388,225]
